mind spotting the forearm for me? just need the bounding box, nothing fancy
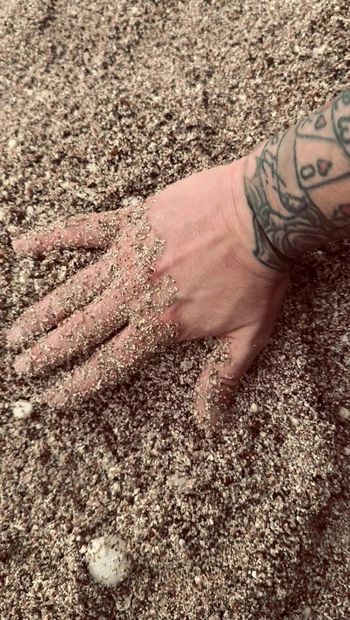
[243,88,350,271]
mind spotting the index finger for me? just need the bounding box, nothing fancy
[12,211,123,257]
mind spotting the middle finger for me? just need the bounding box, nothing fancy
[6,251,119,347]
[13,276,133,375]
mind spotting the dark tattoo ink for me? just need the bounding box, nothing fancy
[337,116,350,144]
[244,88,350,271]
[314,114,327,130]
[300,165,315,180]
[317,159,332,176]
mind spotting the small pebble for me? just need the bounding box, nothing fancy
[8,137,17,150]
[250,403,258,414]
[338,406,350,421]
[111,481,120,495]
[303,605,312,619]
[86,535,128,587]
[7,224,18,234]
[87,162,98,173]
[11,399,33,420]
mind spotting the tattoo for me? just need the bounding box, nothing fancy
[244,89,350,271]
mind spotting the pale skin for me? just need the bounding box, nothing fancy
[7,88,350,429]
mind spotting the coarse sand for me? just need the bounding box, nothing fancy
[1,1,349,618]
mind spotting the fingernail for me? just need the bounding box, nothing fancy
[13,353,31,374]
[6,325,23,345]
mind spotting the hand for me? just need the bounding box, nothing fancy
[6,160,289,430]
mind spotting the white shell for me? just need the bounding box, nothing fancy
[12,399,33,419]
[86,535,128,587]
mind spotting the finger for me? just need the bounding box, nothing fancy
[40,318,178,408]
[193,323,271,431]
[12,211,123,257]
[13,281,131,375]
[6,253,118,346]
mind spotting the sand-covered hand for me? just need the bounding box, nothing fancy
[7,161,289,428]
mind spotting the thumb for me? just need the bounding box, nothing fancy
[193,324,271,432]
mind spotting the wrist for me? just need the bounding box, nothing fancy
[224,157,290,280]
[242,144,294,271]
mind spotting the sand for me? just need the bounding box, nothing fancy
[1,0,350,618]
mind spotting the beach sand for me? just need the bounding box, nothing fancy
[1,1,349,618]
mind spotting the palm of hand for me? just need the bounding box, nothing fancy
[7,162,289,429]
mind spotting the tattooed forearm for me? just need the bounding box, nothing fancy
[244,89,350,271]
